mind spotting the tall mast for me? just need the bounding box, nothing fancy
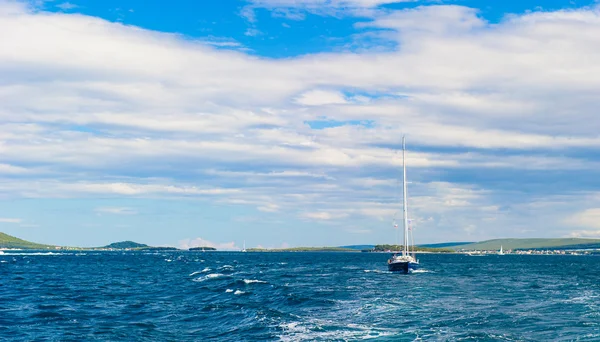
[402,136,409,256]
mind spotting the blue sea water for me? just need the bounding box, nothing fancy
[1,252,599,341]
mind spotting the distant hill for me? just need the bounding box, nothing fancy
[371,244,454,253]
[0,232,54,249]
[139,247,179,251]
[104,241,148,249]
[418,242,473,248]
[454,238,600,251]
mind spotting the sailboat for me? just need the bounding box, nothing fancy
[498,245,504,255]
[388,136,420,273]
[242,241,247,253]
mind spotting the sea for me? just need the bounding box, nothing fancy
[1,251,599,341]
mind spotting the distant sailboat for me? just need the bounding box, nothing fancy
[498,245,504,255]
[387,136,420,273]
[242,241,247,253]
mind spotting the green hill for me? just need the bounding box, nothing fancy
[104,241,148,249]
[0,232,54,249]
[418,242,473,248]
[454,238,600,251]
[370,244,454,253]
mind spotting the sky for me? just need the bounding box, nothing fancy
[1,0,600,249]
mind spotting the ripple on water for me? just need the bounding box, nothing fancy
[1,252,599,341]
[192,273,229,282]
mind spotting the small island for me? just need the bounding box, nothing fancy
[104,241,148,249]
[189,247,217,251]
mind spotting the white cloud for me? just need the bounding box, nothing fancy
[244,0,413,19]
[0,163,32,174]
[566,208,600,230]
[244,28,262,36]
[295,89,347,106]
[95,207,138,215]
[0,0,27,15]
[568,230,600,238]
[258,203,280,212]
[71,183,241,196]
[302,211,349,220]
[0,218,21,223]
[56,2,78,10]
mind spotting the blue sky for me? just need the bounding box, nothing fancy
[1,0,600,249]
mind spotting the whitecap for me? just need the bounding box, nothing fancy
[278,319,395,341]
[234,290,246,295]
[243,279,267,284]
[1,252,59,256]
[192,273,226,282]
[225,289,234,293]
[363,269,392,274]
[410,269,433,274]
[189,267,212,276]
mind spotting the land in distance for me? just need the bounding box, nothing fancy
[3,232,600,253]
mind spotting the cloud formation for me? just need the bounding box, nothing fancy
[1,1,600,243]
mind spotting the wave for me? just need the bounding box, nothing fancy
[363,269,392,274]
[189,267,212,276]
[242,279,268,284]
[1,252,60,256]
[278,319,395,341]
[233,290,246,295]
[219,265,235,274]
[192,273,229,283]
[363,268,432,274]
[410,269,433,274]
